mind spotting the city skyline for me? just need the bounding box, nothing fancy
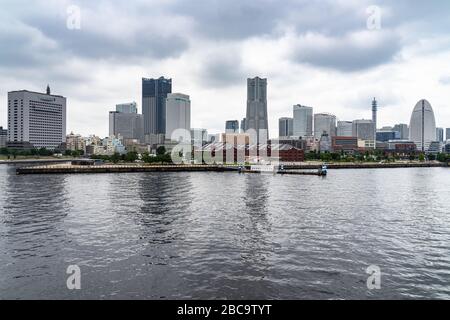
[1,1,450,138]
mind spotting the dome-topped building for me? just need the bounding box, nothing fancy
[409,99,436,152]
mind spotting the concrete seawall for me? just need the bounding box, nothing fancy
[16,165,237,175]
[15,162,447,175]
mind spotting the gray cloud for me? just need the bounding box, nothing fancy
[289,31,402,72]
[196,49,246,88]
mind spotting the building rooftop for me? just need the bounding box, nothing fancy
[8,90,65,98]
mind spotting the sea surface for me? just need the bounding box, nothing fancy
[0,165,449,299]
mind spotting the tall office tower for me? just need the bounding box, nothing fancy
[7,87,66,150]
[409,99,437,152]
[0,126,7,148]
[225,120,239,134]
[165,93,191,142]
[337,121,353,137]
[293,105,313,137]
[314,113,336,140]
[245,77,268,142]
[240,118,246,133]
[446,128,450,141]
[352,120,375,141]
[116,102,138,114]
[279,117,294,138]
[436,127,444,142]
[393,123,409,140]
[142,77,172,135]
[109,111,144,142]
[372,98,378,134]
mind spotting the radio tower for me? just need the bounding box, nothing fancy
[372,98,377,143]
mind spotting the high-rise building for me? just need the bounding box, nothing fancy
[409,99,437,152]
[314,113,336,140]
[240,118,246,133]
[109,111,144,143]
[436,127,444,142]
[165,93,191,142]
[337,121,353,137]
[372,98,378,137]
[142,77,172,135]
[7,87,66,150]
[352,119,375,147]
[279,117,293,138]
[116,102,137,114]
[393,124,409,140]
[446,128,450,141]
[293,105,313,137]
[225,120,239,134]
[191,128,208,147]
[245,77,268,142]
[0,126,7,148]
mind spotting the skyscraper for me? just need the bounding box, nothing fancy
[245,77,268,142]
[225,120,239,134]
[116,102,138,114]
[372,98,377,138]
[409,99,437,152]
[436,127,444,142]
[278,117,293,138]
[7,87,66,150]
[142,77,172,135]
[314,113,336,140]
[446,128,450,141]
[165,93,191,142]
[109,109,144,142]
[293,105,313,137]
[337,121,353,137]
[240,118,246,133]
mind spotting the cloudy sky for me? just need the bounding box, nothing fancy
[1,0,450,138]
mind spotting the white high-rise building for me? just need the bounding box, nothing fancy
[7,87,66,150]
[337,121,353,137]
[293,105,313,137]
[314,113,336,140]
[165,93,191,142]
[409,99,437,152]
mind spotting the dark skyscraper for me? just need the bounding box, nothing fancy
[225,120,239,133]
[245,77,268,142]
[142,77,172,135]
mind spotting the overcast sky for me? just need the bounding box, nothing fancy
[1,0,450,138]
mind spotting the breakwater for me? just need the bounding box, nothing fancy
[15,162,447,175]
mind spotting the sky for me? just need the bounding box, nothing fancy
[1,0,450,138]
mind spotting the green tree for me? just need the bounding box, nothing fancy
[125,152,138,163]
[418,153,425,162]
[156,146,166,156]
[110,153,120,163]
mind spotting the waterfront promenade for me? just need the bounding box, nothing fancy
[14,161,447,175]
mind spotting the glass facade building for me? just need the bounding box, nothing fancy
[142,77,172,135]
